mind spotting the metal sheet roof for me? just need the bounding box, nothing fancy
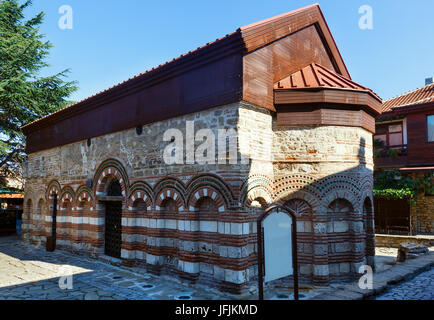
[382,83,434,112]
[21,4,352,135]
[274,63,381,101]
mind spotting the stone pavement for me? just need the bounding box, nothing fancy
[1,236,432,300]
[311,247,434,300]
[0,236,322,300]
[375,267,434,300]
[0,235,226,300]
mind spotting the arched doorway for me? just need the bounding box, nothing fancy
[160,197,178,266]
[104,180,122,258]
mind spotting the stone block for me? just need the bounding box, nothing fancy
[214,266,224,280]
[228,246,242,259]
[351,221,364,233]
[219,246,228,258]
[314,244,328,256]
[314,223,327,234]
[339,263,350,274]
[200,221,217,233]
[313,265,329,277]
[299,264,313,275]
[333,221,349,233]
[329,263,340,275]
[200,262,213,274]
[335,242,352,253]
[230,223,243,235]
[397,242,429,262]
[304,221,312,233]
[242,223,250,235]
[296,221,305,233]
[183,261,199,274]
[224,269,247,284]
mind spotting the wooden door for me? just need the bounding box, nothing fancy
[104,201,122,258]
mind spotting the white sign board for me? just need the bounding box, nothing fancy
[263,211,293,283]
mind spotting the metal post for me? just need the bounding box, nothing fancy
[52,194,57,237]
[257,221,264,300]
[292,215,299,300]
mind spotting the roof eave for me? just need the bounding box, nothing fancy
[274,87,382,116]
[381,100,434,117]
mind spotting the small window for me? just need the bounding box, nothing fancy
[427,115,434,142]
[375,122,404,147]
[389,132,403,146]
[389,124,402,133]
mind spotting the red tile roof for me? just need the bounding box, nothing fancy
[0,194,24,199]
[382,83,434,112]
[274,63,381,101]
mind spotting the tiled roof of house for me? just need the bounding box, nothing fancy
[274,63,381,101]
[382,83,434,112]
[0,194,24,199]
[0,189,24,199]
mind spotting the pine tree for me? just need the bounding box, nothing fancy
[0,0,77,185]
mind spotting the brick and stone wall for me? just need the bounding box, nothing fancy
[23,101,376,292]
[411,192,434,235]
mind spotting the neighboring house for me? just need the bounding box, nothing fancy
[0,189,24,235]
[21,4,381,292]
[374,80,434,235]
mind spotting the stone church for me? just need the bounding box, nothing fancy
[21,4,382,293]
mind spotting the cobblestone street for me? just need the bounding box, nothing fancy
[375,267,434,300]
[0,236,323,300]
[1,235,433,300]
[0,236,231,300]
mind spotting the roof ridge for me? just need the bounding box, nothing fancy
[240,3,319,31]
[274,62,381,101]
[384,82,434,103]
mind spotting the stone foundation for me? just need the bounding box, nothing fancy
[375,234,434,248]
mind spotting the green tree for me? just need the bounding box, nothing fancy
[0,0,77,184]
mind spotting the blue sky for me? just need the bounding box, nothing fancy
[26,0,434,103]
